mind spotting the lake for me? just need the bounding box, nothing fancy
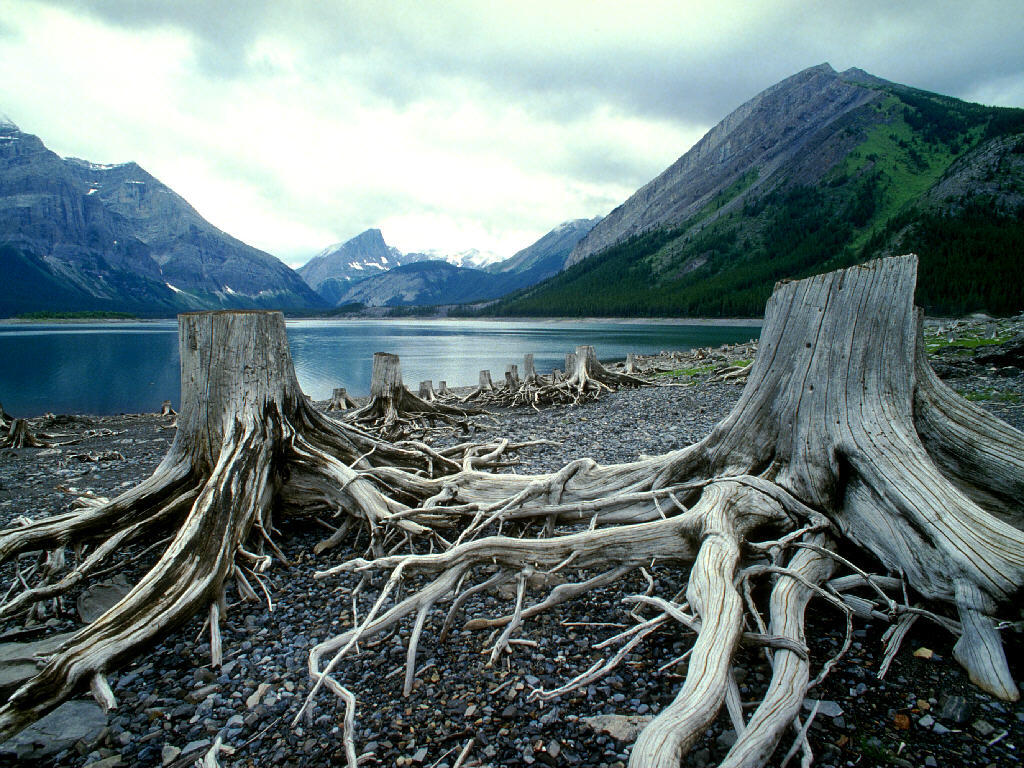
[0,318,761,417]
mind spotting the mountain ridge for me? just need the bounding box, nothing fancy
[492,64,1024,318]
[0,118,325,316]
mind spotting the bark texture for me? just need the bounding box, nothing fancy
[309,256,1023,767]
[345,353,481,439]
[0,312,504,741]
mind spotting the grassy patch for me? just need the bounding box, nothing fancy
[923,331,1012,352]
[957,388,1022,403]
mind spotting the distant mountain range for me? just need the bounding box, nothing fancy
[6,62,1022,319]
[492,63,1024,317]
[0,115,325,316]
[296,218,599,308]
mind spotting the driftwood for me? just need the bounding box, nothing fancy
[0,404,11,431]
[307,256,1024,767]
[343,353,482,439]
[159,400,176,417]
[0,311,521,742]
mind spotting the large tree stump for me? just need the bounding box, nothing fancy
[0,311,512,741]
[309,256,1024,767]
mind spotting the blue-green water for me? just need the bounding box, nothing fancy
[0,319,761,417]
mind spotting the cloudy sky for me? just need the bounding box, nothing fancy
[3,1,1023,268]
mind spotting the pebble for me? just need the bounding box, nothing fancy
[2,329,1024,768]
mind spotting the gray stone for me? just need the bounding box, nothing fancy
[161,744,181,765]
[803,698,844,718]
[0,699,106,760]
[918,714,934,728]
[939,695,973,724]
[77,577,132,623]
[0,632,75,692]
[972,719,996,737]
[581,714,655,742]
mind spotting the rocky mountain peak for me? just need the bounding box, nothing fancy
[0,113,19,132]
[565,63,885,267]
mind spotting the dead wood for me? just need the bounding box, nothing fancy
[0,311,512,741]
[307,255,1024,768]
[1,419,47,449]
[327,388,358,412]
[343,353,483,439]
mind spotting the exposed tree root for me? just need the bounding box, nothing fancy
[327,388,358,412]
[344,353,485,439]
[306,256,1024,767]
[1,418,47,448]
[0,312,512,741]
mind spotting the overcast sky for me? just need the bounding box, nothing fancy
[3,1,1023,268]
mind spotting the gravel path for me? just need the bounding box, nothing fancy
[0,325,1022,768]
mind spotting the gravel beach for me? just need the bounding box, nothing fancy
[1,318,1022,768]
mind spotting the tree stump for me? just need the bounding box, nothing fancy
[417,381,436,402]
[310,256,1024,768]
[1,419,46,449]
[327,387,358,412]
[462,369,495,402]
[344,353,481,438]
[0,311,508,741]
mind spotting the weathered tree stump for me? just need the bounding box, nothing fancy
[344,353,481,439]
[417,381,436,403]
[310,256,1024,768]
[0,311,512,741]
[462,369,495,402]
[1,419,46,449]
[327,387,358,412]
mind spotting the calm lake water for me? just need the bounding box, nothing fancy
[0,319,761,417]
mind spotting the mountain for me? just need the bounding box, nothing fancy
[491,64,1024,318]
[309,219,598,308]
[328,260,509,307]
[421,247,504,269]
[296,229,431,302]
[488,217,601,282]
[0,117,325,316]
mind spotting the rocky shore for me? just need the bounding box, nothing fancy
[0,316,1022,768]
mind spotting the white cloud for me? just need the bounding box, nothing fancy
[3,1,1022,268]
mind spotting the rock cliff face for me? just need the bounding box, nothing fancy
[567,64,885,267]
[490,217,600,281]
[297,229,426,297]
[0,118,324,316]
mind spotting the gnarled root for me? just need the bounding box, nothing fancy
[308,255,1024,767]
[0,312,508,742]
[2,418,47,448]
[345,353,485,439]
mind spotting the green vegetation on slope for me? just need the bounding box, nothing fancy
[485,86,1024,319]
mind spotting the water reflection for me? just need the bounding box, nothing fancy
[0,319,760,416]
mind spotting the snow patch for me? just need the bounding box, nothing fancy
[165,282,184,294]
[87,187,100,195]
[223,286,237,295]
